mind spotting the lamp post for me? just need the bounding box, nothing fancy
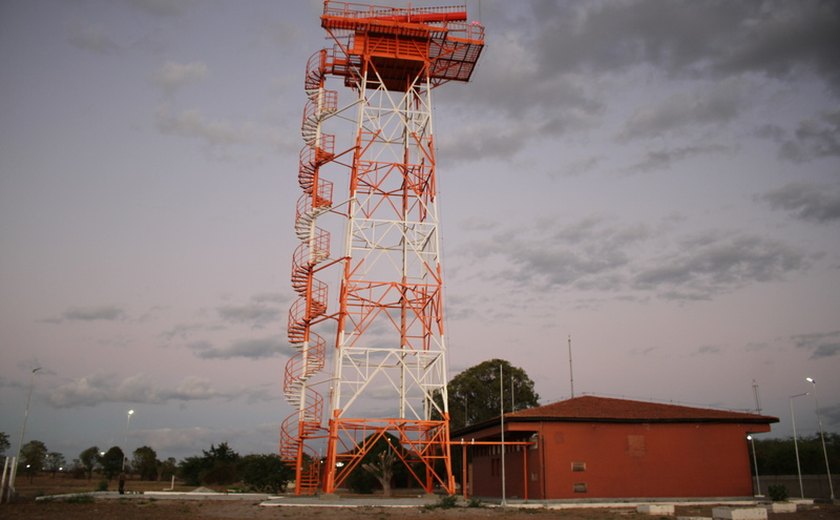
[122,409,134,471]
[790,392,809,498]
[8,367,42,498]
[748,379,763,496]
[747,435,761,496]
[806,377,834,500]
[499,363,506,506]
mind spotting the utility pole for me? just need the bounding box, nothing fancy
[499,363,506,506]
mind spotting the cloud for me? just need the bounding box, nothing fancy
[531,1,840,92]
[760,182,840,223]
[51,305,127,322]
[465,216,649,291]
[216,295,285,329]
[693,345,722,356]
[792,330,840,359]
[463,216,807,301]
[155,104,291,152]
[66,21,120,55]
[153,61,208,94]
[443,293,476,321]
[191,337,291,360]
[45,374,262,408]
[779,111,840,163]
[549,157,602,179]
[823,403,840,427]
[160,322,219,341]
[155,105,252,147]
[634,232,806,299]
[629,144,732,173]
[711,2,840,92]
[127,0,188,17]
[439,2,839,165]
[619,80,747,140]
[436,122,531,165]
[460,216,498,232]
[250,292,289,304]
[133,426,217,456]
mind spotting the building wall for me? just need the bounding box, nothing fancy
[470,421,771,499]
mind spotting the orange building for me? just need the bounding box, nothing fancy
[452,395,778,500]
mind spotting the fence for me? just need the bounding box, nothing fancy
[754,474,837,500]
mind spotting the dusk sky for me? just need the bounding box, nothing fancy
[2,0,839,464]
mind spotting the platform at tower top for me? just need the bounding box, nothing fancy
[320,1,485,88]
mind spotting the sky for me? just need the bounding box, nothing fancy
[1,0,839,465]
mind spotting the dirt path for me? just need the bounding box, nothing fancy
[3,498,839,520]
[4,477,838,520]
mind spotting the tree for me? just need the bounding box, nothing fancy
[100,446,124,480]
[79,446,100,480]
[20,440,48,482]
[239,454,292,494]
[201,442,240,485]
[439,358,540,431]
[177,456,207,486]
[344,433,413,493]
[362,448,396,497]
[132,446,159,481]
[159,457,177,481]
[45,452,66,477]
[178,442,241,486]
[753,434,839,475]
[0,432,10,456]
[69,458,87,479]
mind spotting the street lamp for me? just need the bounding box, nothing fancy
[122,409,135,471]
[806,377,834,500]
[790,392,809,498]
[747,435,761,497]
[7,367,42,500]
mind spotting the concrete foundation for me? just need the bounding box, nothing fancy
[712,507,768,520]
[638,504,675,515]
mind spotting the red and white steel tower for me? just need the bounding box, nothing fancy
[281,1,484,495]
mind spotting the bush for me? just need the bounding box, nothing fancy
[424,495,459,510]
[768,484,788,502]
[239,454,292,494]
[439,495,458,508]
[96,480,108,492]
[467,497,482,508]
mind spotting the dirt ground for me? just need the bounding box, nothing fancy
[3,476,839,520]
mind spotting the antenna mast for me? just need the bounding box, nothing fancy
[568,335,575,398]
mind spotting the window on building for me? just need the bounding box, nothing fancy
[571,462,586,472]
[573,482,587,493]
[627,434,646,457]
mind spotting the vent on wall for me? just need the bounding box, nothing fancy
[571,462,586,472]
[573,482,588,493]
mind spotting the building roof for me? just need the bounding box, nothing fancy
[453,395,778,437]
[510,395,778,422]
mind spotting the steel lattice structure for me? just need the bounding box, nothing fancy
[280,1,484,495]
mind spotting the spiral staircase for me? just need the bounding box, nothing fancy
[279,48,337,495]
